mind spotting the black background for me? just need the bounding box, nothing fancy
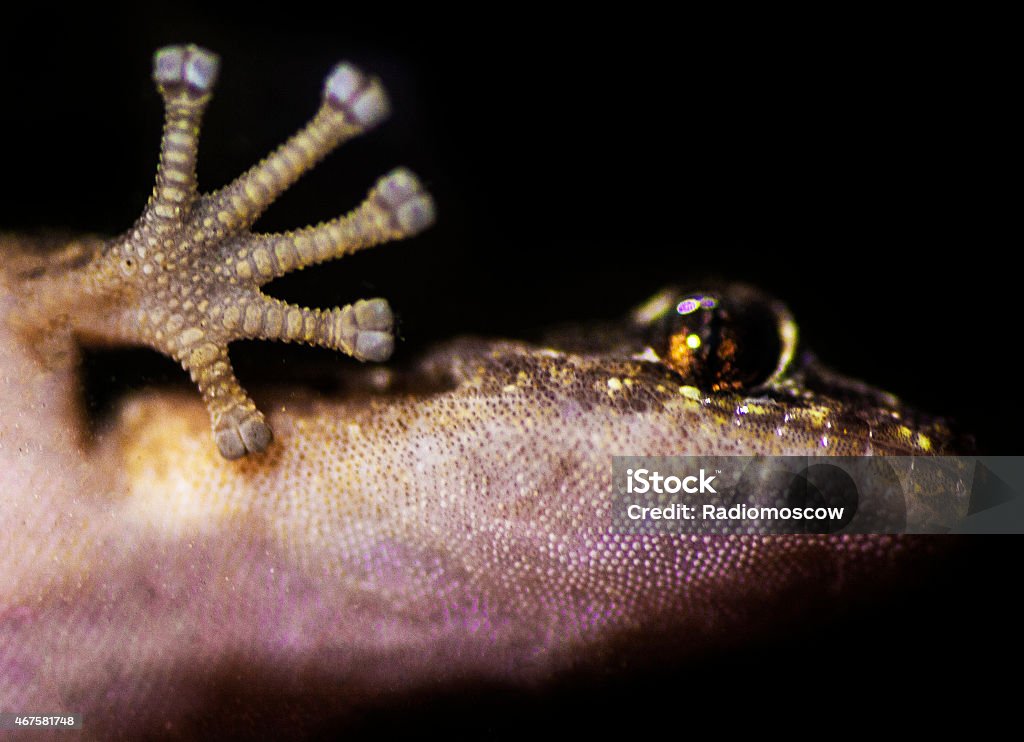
[0,5,1016,734]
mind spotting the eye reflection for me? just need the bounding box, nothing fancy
[641,287,795,392]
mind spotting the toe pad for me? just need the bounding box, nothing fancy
[324,63,390,128]
[214,409,273,459]
[376,169,436,234]
[154,45,220,96]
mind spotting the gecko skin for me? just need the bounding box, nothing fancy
[1,46,958,737]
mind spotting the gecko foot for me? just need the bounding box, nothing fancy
[20,45,435,459]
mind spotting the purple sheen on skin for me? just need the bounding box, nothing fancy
[324,63,390,127]
[153,47,185,84]
[350,86,391,128]
[182,47,220,93]
[395,198,436,234]
[153,45,220,93]
[0,263,944,737]
[376,169,436,233]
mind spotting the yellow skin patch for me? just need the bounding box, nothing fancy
[0,45,954,737]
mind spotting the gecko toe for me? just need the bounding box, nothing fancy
[239,416,273,454]
[374,169,436,234]
[215,427,247,460]
[214,409,273,459]
[349,298,395,361]
[323,63,390,128]
[353,298,393,332]
[354,331,395,362]
[153,45,220,96]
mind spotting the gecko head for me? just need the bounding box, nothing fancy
[538,283,960,456]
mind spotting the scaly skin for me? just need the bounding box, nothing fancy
[0,46,956,738]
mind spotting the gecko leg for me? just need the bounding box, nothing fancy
[19,44,435,459]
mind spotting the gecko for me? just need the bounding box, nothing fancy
[0,45,959,737]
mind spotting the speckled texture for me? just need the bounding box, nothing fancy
[0,45,955,739]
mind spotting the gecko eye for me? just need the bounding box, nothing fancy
[634,286,798,392]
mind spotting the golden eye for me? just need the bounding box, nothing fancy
[637,286,797,392]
